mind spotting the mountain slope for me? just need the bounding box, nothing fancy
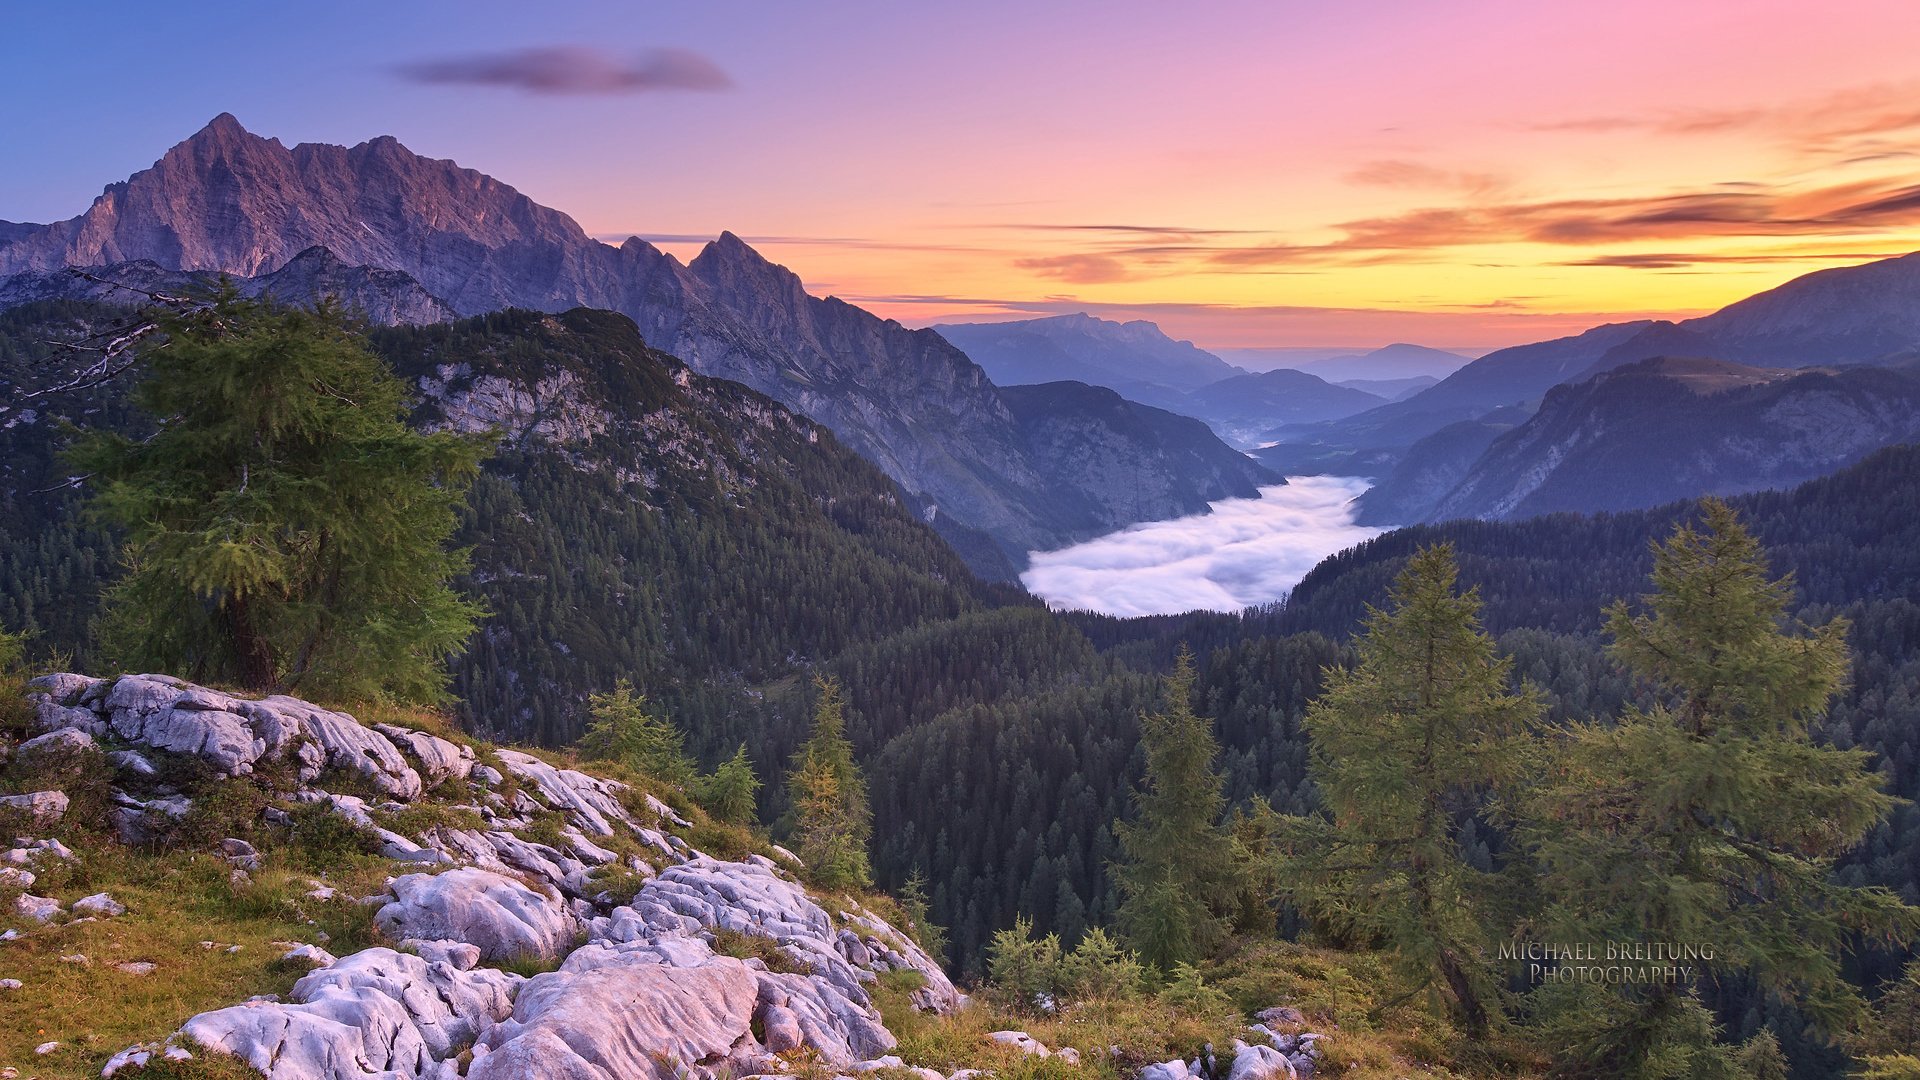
[1423,356,1920,522]
[1181,367,1387,446]
[0,116,1258,565]
[998,381,1280,527]
[0,301,1012,746]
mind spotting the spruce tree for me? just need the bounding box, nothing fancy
[700,744,761,824]
[67,290,490,702]
[1114,648,1233,969]
[788,676,872,888]
[1278,545,1540,1037]
[580,680,695,787]
[1524,500,1920,1075]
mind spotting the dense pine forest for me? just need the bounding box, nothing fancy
[8,298,1920,1077]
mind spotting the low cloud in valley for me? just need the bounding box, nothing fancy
[1022,476,1384,617]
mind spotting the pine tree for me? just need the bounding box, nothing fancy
[1524,500,1920,1075]
[1278,544,1541,1037]
[700,744,761,824]
[579,681,695,787]
[788,676,872,888]
[66,290,490,703]
[1114,648,1233,969]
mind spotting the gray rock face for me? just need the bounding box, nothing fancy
[377,868,579,964]
[178,948,519,1080]
[470,941,761,1080]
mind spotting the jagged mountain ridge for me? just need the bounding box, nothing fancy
[0,115,1263,564]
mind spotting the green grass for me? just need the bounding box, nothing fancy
[869,935,1548,1080]
[0,844,390,1078]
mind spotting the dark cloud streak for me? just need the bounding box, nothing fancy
[398,45,731,95]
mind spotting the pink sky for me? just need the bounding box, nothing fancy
[11,0,1920,349]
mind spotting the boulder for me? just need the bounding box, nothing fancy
[1141,1060,1193,1080]
[1229,1040,1298,1080]
[0,790,68,824]
[1255,1005,1307,1029]
[71,892,127,918]
[470,942,762,1080]
[17,727,95,757]
[13,892,61,922]
[989,1030,1051,1057]
[279,944,338,969]
[377,867,578,963]
[179,948,518,1079]
[375,723,474,785]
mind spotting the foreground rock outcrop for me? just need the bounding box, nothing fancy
[20,673,961,1079]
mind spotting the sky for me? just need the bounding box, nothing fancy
[7,1,1920,349]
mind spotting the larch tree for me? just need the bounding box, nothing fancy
[1114,647,1235,970]
[788,676,872,888]
[67,288,491,703]
[1278,544,1541,1038]
[1524,499,1920,1076]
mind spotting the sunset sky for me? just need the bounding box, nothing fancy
[9,0,1920,348]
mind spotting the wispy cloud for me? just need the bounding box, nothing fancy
[1344,159,1507,197]
[397,45,731,95]
[1014,253,1133,283]
[1527,81,1920,161]
[987,223,1264,237]
[1564,249,1905,269]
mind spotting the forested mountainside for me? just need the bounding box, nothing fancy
[1355,356,1920,524]
[0,301,1018,748]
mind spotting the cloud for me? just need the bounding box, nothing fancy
[1014,253,1132,283]
[1021,476,1384,617]
[1190,178,1920,270]
[398,45,731,95]
[1344,159,1507,196]
[1564,249,1905,269]
[1527,81,1920,161]
[991,223,1263,238]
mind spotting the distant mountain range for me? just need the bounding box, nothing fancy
[1354,356,1920,524]
[1286,251,1920,477]
[935,314,1447,447]
[934,314,1243,408]
[0,115,1275,569]
[1294,342,1474,381]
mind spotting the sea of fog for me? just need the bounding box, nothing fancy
[1021,475,1384,617]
